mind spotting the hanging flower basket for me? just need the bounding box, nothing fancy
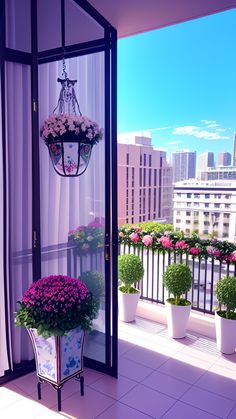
[41,114,103,177]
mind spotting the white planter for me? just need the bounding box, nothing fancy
[118,289,140,322]
[215,311,236,354]
[165,300,191,338]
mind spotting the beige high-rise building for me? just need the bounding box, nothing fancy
[197,152,214,180]
[172,151,196,183]
[173,180,236,241]
[118,133,173,226]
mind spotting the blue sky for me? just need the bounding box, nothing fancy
[118,9,236,161]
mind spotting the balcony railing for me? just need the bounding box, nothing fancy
[119,244,236,315]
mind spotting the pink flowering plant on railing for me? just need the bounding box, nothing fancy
[118,222,236,263]
[16,275,98,337]
[68,218,104,254]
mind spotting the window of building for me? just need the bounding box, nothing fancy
[131,217,134,223]
[154,169,157,186]
[132,167,135,188]
[204,212,209,216]
[214,203,220,208]
[194,194,200,198]
[187,193,191,198]
[176,219,181,223]
[143,215,146,221]
[139,216,142,222]
[149,169,152,186]
[126,153,129,165]
[126,167,129,188]
[223,232,228,238]
[214,194,221,199]
[144,153,146,166]
[194,220,199,224]
[154,189,156,212]
[177,210,181,215]
[187,202,191,207]
[223,223,229,228]
[194,202,199,207]
[143,168,146,187]
[205,194,210,199]
[186,220,190,224]
[203,229,208,234]
[204,221,210,226]
[225,194,230,199]
[176,227,180,231]
[149,155,152,167]
[126,218,129,223]
[186,229,190,234]
[186,211,191,216]
[148,213,151,220]
[148,188,151,213]
[205,203,209,208]
[140,154,142,166]
[139,168,142,186]
[225,204,231,208]
[224,213,230,218]
[194,211,199,216]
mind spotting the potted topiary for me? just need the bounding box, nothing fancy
[118,254,144,322]
[163,263,192,338]
[215,276,236,354]
[16,275,98,411]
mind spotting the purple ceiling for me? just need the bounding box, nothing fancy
[88,0,236,38]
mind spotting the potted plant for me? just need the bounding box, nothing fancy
[16,275,98,411]
[80,270,104,311]
[215,276,236,354]
[163,263,192,338]
[118,254,144,322]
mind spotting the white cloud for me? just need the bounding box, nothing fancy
[216,128,226,132]
[168,141,182,145]
[207,123,219,128]
[172,125,230,140]
[201,120,217,125]
[146,126,172,132]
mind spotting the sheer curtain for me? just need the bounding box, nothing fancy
[0,73,10,377]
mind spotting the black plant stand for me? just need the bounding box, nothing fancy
[37,372,84,412]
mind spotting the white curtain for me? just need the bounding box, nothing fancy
[0,71,10,377]
[0,53,105,372]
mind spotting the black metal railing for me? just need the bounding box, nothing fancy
[14,241,236,315]
[119,244,236,315]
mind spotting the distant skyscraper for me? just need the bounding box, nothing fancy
[172,151,196,183]
[233,133,236,166]
[118,133,173,226]
[218,152,231,166]
[197,152,214,180]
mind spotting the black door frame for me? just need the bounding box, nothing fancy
[0,0,117,383]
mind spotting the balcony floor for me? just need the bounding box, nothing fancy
[1,317,236,418]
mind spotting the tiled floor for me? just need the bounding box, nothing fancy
[1,317,236,418]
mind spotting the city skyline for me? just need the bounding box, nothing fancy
[118,9,236,160]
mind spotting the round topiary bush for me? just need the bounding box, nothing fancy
[163,263,192,305]
[80,271,104,302]
[118,254,144,293]
[215,276,236,319]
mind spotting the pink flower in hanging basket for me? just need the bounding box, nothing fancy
[142,235,153,247]
[129,232,140,244]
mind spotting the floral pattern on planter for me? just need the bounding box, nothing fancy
[61,327,84,380]
[31,329,57,382]
[29,327,85,384]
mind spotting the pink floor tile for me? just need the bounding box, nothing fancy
[0,385,26,411]
[118,356,153,382]
[30,378,83,408]
[95,401,155,419]
[181,385,235,418]
[90,374,137,400]
[120,383,175,418]
[123,345,168,369]
[196,370,236,401]
[51,385,114,419]
[142,370,191,399]
[162,401,220,419]
[11,372,39,395]
[83,368,105,386]
[227,405,236,419]
[0,394,50,419]
[158,357,206,384]
[118,339,136,356]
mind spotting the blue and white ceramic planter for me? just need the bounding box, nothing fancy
[27,326,85,386]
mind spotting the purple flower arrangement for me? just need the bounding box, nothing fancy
[16,275,98,337]
[118,223,236,263]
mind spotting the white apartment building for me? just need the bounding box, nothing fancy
[173,180,236,241]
